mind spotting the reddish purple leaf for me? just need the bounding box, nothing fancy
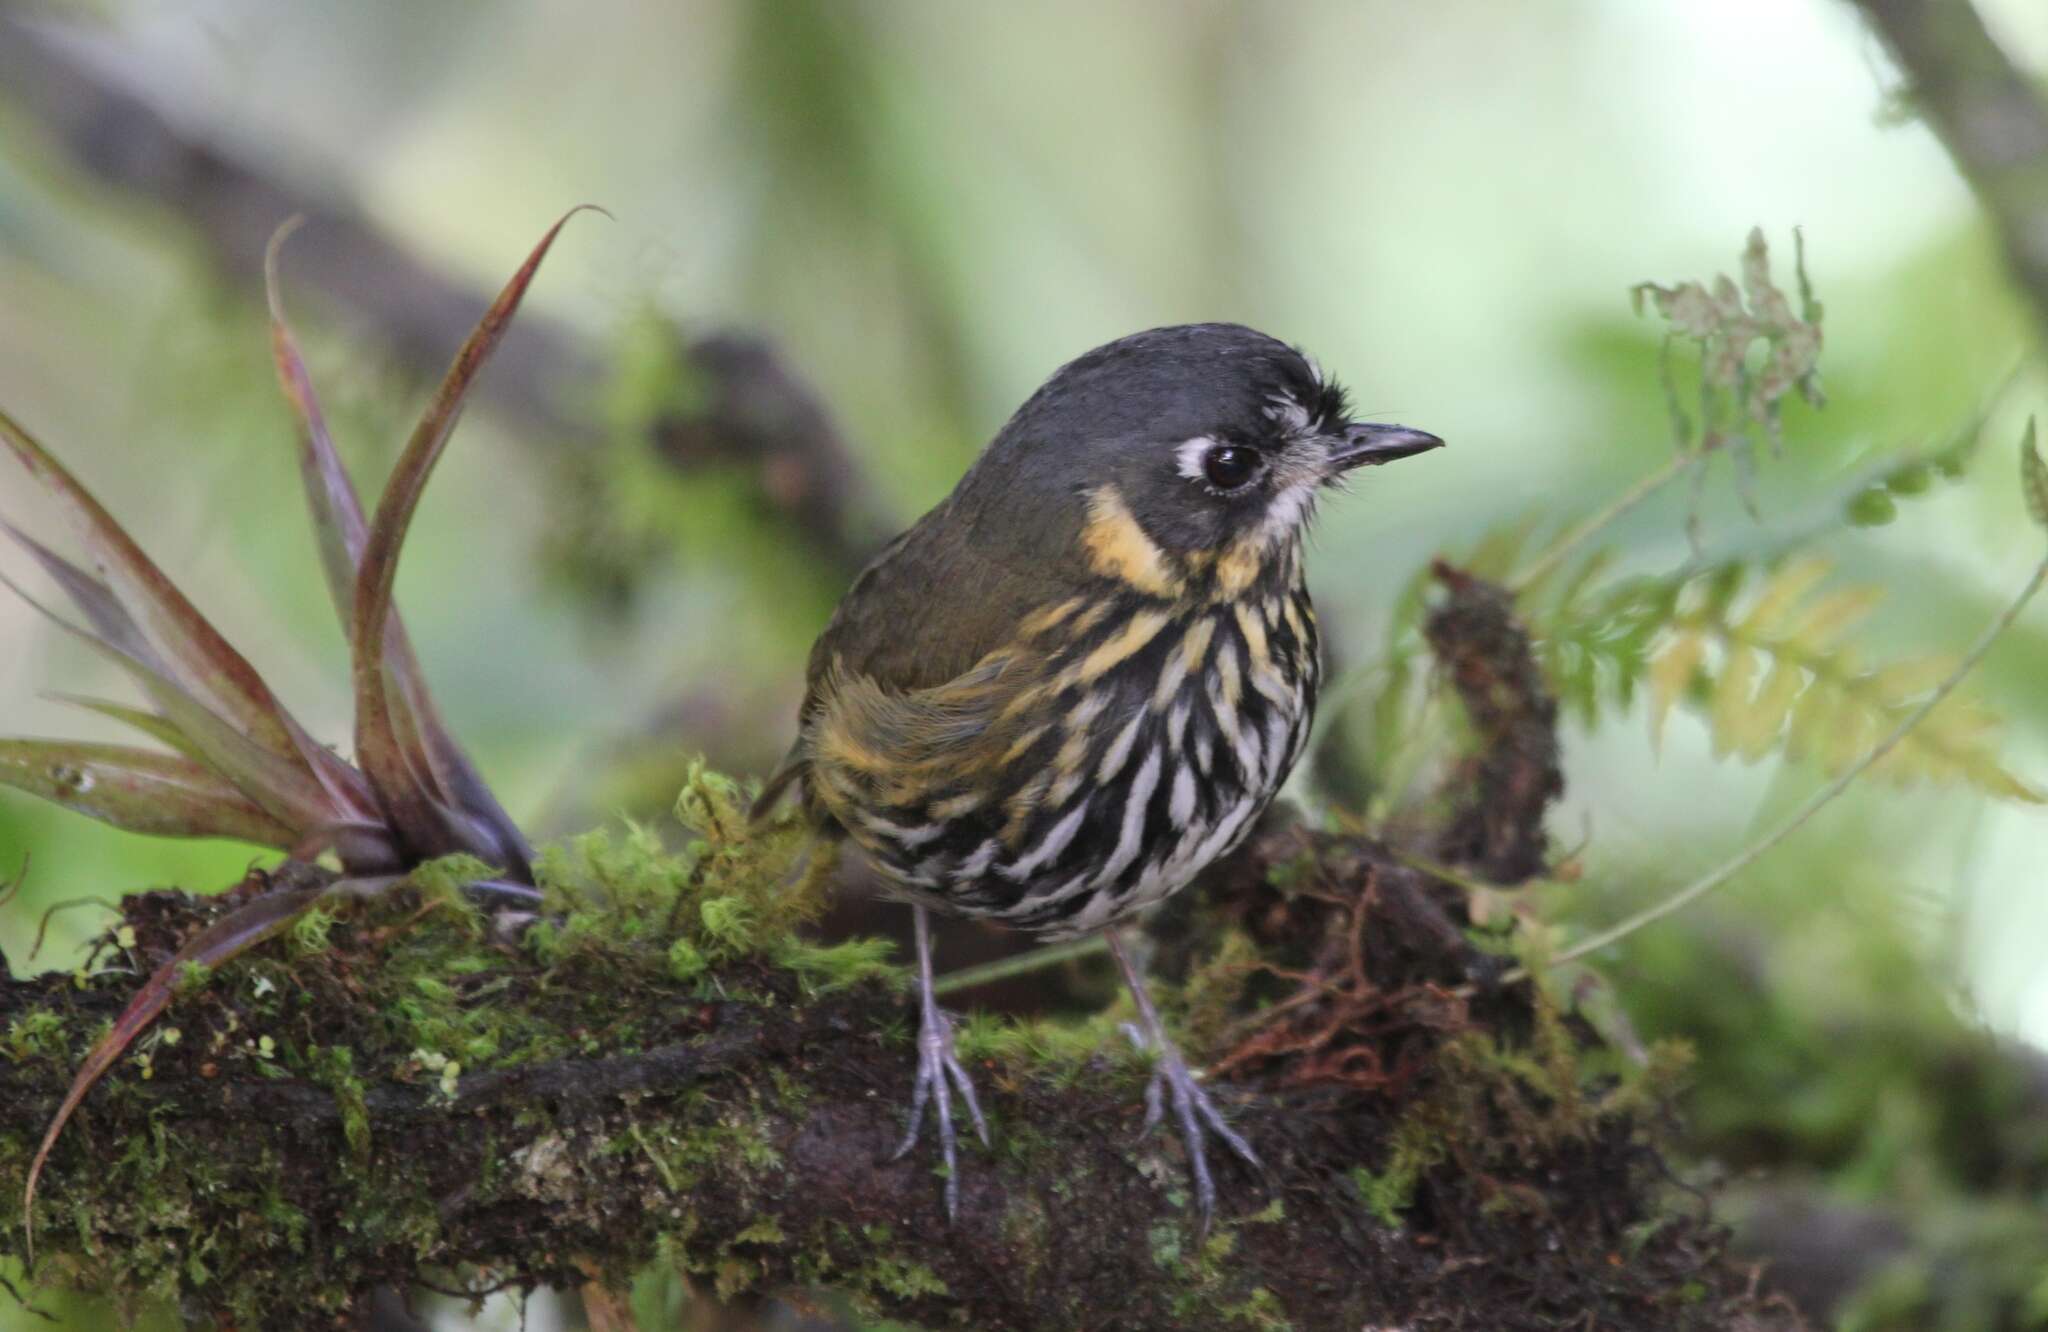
[265,224,523,873]
[0,411,375,820]
[0,551,339,832]
[0,739,298,847]
[263,220,375,628]
[2,411,303,755]
[349,212,598,876]
[23,882,331,1261]
[42,694,199,759]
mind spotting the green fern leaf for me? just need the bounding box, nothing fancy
[1646,627,1704,754]
[1709,643,1758,759]
[1536,556,2037,801]
[1742,661,1804,761]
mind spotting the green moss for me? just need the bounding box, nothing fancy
[699,895,756,955]
[409,974,456,1004]
[673,760,746,840]
[1262,849,1319,894]
[1220,1286,1293,1331]
[13,775,1705,1327]
[955,1010,1126,1081]
[771,935,901,995]
[1146,1220,1183,1271]
[1178,929,1260,1053]
[1350,1113,1446,1228]
[1344,982,1699,1232]
[713,1255,762,1299]
[6,1008,70,1061]
[858,1249,948,1302]
[287,904,337,957]
[8,796,887,1318]
[308,1045,372,1165]
[625,1093,785,1194]
[1141,1196,1292,1326]
[667,936,708,982]
[732,1217,786,1246]
[406,853,503,905]
[529,785,830,983]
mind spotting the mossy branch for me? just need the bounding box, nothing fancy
[0,14,888,588]
[0,794,1797,1330]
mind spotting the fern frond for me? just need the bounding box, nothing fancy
[1642,560,2036,800]
[1531,554,2035,800]
[1628,230,1825,550]
[1538,572,1677,731]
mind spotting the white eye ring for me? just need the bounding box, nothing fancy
[1175,436,1262,492]
[1175,436,1219,481]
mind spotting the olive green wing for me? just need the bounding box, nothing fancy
[750,494,1083,822]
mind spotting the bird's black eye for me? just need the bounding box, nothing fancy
[1202,444,1258,490]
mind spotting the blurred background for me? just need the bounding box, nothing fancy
[2,1,2046,1327]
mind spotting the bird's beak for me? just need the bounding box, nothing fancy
[1325,422,1444,475]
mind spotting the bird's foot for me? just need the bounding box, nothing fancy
[891,999,989,1220]
[1123,1022,1260,1231]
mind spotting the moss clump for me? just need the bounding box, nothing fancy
[307,1045,372,1165]
[529,763,836,974]
[1349,1115,1448,1228]
[667,936,708,982]
[850,1226,949,1303]
[1144,1200,1291,1327]
[770,934,900,996]
[954,1009,1128,1077]
[1177,928,1261,1053]
[405,854,503,907]
[6,1009,70,1062]
[1347,988,1694,1230]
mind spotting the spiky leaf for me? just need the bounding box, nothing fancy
[0,410,366,810]
[1630,231,1825,541]
[0,550,344,832]
[348,213,596,878]
[0,740,297,846]
[42,695,200,759]
[269,221,540,880]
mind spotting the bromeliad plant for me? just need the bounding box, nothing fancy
[0,209,596,1248]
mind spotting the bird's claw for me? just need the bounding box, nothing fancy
[1124,1023,1259,1231]
[891,1001,988,1220]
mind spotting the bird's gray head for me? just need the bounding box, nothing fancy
[963,323,1441,597]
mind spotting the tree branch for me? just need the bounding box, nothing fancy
[0,12,886,581]
[0,822,1799,1329]
[1851,0,2048,341]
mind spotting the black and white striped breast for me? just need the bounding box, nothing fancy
[847,581,1320,939]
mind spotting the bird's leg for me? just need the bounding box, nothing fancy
[1107,926,1259,1230]
[890,905,989,1219]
